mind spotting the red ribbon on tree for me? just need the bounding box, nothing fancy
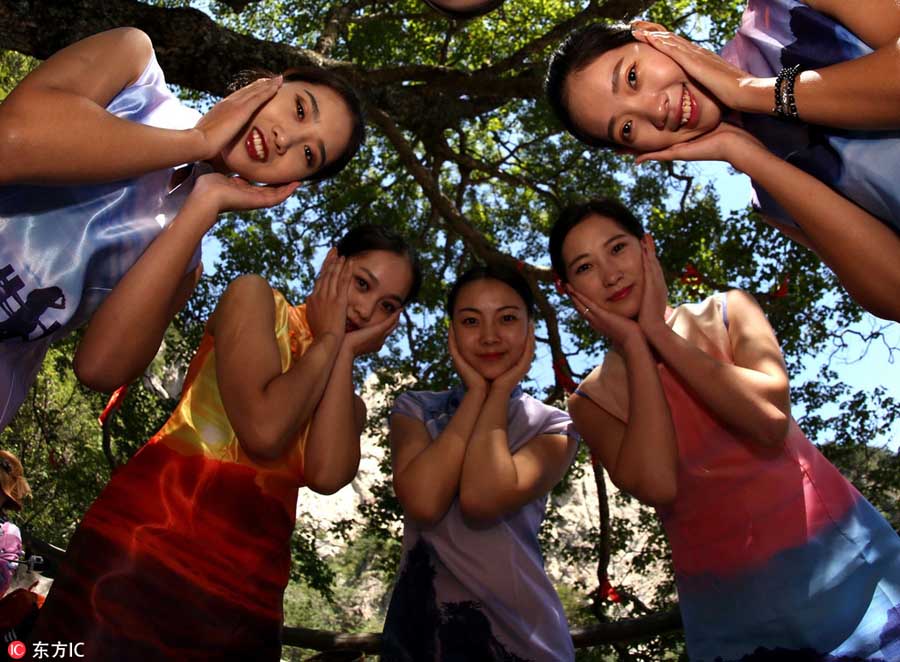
[772,275,789,298]
[98,384,129,427]
[599,575,621,603]
[680,263,703,286]
[552,359,578,394]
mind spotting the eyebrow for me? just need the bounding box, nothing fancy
[566,233,628,269]
[607,56,623,141]
[567,253,589,270]
[361,267,404,304]
[457,304,522,314]
[305,88,328,168]
[305,89,320,121]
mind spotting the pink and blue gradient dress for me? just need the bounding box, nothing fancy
[720,0,900,234]
[577,293,900,661]
[0,51,202,432]
[383,387,578,661]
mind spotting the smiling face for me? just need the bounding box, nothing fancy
[220,80,354,184]
[343,250,414,333]
[451,278,530,381]
[562,213,645,318]
[565,42,723,152]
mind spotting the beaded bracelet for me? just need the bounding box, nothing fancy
[773,64,801,120]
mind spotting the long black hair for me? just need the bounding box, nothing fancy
[446,264,535,319]
[545,23,636,148]
[337,224,423,304]
[549,198,644,283]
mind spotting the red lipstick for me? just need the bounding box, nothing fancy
[608,285,633,302]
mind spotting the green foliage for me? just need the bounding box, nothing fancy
[0,50,38,101]
[0,336,111,548]
[2,0,898,658]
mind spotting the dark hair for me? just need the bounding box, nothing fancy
[545,23,636,148]
[422,0,504,20]
[446,264,535,319]
[228,66,365,182]
[336,224,422,304]
[549,198,645,283]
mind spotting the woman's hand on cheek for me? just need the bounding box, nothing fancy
[306,249,351,345]
[630,26,753,111]
[193,173,299,214]
[634,123,756,168]
[637,238,670,339]
[568,286,641,348]
[344,309,402,358]
[194,75,283,162]
[492,323,535,396]
[449,326,488,396]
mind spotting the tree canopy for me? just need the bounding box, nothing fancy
[1,0,898,658]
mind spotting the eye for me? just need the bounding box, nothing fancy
[611,241,627,254]
[501,313,518,323]
[460,316,478,327]
[295,95,305,120]
[356,277,369,291]
[382,301,397,314]
[304,145,314,166]
[574,262,591,275]
[621,120,633,142]
[627,64,637,89]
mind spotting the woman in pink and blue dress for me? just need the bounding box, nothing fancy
[0,27,365,432]
[546,0,900,322]
[550,196,900,662]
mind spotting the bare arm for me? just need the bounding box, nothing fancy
[728,134,900,321]
[568,337,678,507]
[390,387,486,526]
[211,276,341,463]
[637,124,900,321]
[304,347,366,495]
[565,245,679,505]
[458,383,576,522]
[634,6,900,130]
[73,173,297,392]
[642,290,791,447]
[210,263,348,462]
[304,310,401,495]
[455,329,574,521]
[0,28,282,185]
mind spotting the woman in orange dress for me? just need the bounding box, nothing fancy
[29,224,421,661]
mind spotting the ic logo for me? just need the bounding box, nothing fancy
[7,640,26,659]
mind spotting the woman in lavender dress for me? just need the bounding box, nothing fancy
[382,265,579,661]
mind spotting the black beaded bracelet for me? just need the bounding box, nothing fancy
[773,64,801,120]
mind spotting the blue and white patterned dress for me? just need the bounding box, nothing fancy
[382,386,578,661]
[720,0,900,233]
[0,51,203,431]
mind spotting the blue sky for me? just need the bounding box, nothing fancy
[695,161,900,451]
